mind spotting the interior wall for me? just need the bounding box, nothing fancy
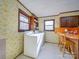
[38,16,59,43]
[0,0,6,37]
[0,0,32,59]
[38,11,79,43]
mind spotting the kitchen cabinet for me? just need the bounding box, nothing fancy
[60,15,79,27]
[30,16,38,30]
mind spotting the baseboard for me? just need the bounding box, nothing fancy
[15,51,23,59]
[45,41,58,44]
[23,54,35,59]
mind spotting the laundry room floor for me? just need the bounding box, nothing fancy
[16,43,73,59]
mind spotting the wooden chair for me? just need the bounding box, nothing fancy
[58,35,66,51]
[58,36,76,59]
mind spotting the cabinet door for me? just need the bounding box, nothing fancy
[30,16,35,30]
[60,17,68,27]
[34,18,38,30]
[30,16,38,30]
[60,16,79,27]
[68,16,79,27]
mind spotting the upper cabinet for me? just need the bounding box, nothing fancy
[30,16,38,30]
[60,15,79,27]
[34,17,38,30]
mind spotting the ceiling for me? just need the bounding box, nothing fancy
[19,0,79,17]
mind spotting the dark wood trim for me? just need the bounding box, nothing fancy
[19,9,29,17]
[17,0,37,17]
[44,19,55,31]
[18,9,20,32]
[18,9,30,32]
[38,10,79,18]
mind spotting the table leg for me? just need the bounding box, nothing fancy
[76,40,79,59]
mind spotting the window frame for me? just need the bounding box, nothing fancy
[18,9,30,32]
[44,19,55,31]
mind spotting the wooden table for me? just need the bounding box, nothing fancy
[66,34,79,59]
[57,32,79,59]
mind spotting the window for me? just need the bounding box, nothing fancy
[18,9,30,32]
[44,20,55,31]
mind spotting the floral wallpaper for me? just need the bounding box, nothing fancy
[0,0,6,37]
[0,0,32,59]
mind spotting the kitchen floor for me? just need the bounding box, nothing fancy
[16,43,73,59]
